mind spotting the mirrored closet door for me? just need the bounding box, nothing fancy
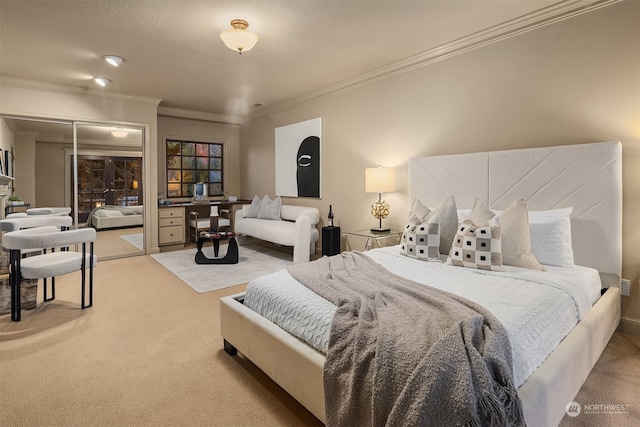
[0,116,145,260]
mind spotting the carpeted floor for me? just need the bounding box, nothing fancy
[0,254,638,426]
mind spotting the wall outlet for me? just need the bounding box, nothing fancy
[620,279,630,297]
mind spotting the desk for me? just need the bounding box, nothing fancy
[158,200,250,246]
[343,229,402,251]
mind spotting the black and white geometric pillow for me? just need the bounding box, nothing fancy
[447,219,503,271]
[401,219,440,261]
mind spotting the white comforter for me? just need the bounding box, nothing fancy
[244,245,602,387]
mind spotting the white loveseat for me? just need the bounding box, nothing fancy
[235,204,320,264]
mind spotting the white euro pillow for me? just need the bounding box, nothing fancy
[528,207,574,268]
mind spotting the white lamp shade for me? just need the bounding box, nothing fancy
[365,167,395,193]
[220,28,259,53]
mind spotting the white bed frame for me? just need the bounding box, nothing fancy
[220,141,622,427]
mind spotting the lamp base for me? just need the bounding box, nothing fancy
[370,227,390,234]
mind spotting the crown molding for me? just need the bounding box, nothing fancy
[157,106,244,125]
[0,76,163,106]
[249,0,621,120]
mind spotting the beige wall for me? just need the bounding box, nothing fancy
[156,115,241,202]
[240,1,640,330]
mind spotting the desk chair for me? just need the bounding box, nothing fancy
[2,225,97,321]
[188,206,231,243]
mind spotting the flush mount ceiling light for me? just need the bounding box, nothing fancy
[111,130,128,138]
[104,55,124,67]
[220,19,259,54]
[93,77,111,87]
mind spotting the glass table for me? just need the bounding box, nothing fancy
[342,229,403,251]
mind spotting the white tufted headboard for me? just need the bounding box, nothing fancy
[408,141,622,287]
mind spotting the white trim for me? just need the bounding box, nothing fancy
[157,106,243,125]
[0,77,162,106]
[250,0,621,119]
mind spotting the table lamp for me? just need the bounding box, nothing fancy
[365,166,395,233]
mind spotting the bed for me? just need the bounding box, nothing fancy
[88,205,144,230]
[220,141,622,427]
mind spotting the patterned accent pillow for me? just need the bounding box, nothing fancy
[447,219,503,271]
[401,218,440,261]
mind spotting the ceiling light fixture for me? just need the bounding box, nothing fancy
[94,77,111,87]
[220,19,259,54]
[104,55,124,67]
[111,130,128,138]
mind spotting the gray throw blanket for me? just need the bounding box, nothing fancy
[288,251,524,427]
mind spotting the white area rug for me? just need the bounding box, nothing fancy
[120,233,144,250]
[151,243,293,293]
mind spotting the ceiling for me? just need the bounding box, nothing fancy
[2,0,571,122]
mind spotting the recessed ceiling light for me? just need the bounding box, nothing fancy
[104,55,124,67]
[94,77,110,87]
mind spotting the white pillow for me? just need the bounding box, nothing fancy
[246,195,261,218]
[528,208,574,267]
[471,205,575,268]
[94,209,123,218]
[408,199,431,221]
[257,195,282,220]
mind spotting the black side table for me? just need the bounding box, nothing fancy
[322,226,341,256]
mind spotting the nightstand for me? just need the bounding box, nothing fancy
[343,229,402,251]
[322,226,341,256]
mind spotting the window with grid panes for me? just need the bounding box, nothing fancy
[166,139,224,198]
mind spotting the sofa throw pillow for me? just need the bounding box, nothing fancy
[447,219,503,271]
[401,217,440,261]
[246,195,261,218]
[257,195,282,220]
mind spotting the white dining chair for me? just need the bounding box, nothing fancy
[2,225,97,321]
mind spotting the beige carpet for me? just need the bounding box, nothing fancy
[0,254,638,426]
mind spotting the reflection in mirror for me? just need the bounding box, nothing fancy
[75,123,144,259]
[0,116,145,260]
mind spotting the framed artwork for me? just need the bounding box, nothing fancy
[275,117,322,198]
[5,150,13,177]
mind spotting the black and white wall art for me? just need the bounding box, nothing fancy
[275,117,322,198]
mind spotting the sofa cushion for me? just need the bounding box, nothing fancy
[246,195,261,218]
[257,195,282,220]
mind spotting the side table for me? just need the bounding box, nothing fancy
[322,226,341,256]
[343,229,403,251]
